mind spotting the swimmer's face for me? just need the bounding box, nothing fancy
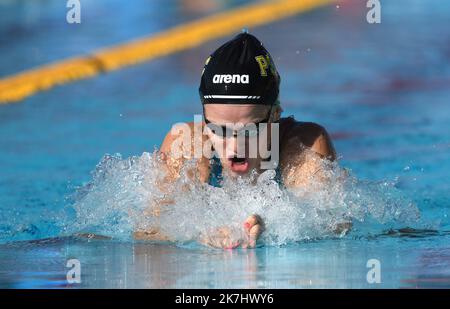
[203,104,275,177]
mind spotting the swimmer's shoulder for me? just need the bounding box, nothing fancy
[160,121,207,155]
[279,116,328,146]
[280,116,336,160]
[160,121,211,182]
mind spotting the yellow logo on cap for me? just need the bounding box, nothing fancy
[201,56,211,76]
[255,54,276,77]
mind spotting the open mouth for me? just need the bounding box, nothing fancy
[231,157,246,164]
[228,157,250,173]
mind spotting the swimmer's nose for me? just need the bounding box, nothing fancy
[224,139,239,158]
[224,137,248,158]
[226,152,248,161]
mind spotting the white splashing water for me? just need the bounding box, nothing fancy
[66,151,421,246]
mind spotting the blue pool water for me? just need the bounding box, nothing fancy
[0,0,449,288]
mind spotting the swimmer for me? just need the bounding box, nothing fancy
[134,33,342,248]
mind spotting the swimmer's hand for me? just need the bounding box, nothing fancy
[334,221,352,235]
[201,215,264,249]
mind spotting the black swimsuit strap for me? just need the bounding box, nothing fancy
[208,156,223,187]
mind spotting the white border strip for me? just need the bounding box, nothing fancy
[204,95,261,99]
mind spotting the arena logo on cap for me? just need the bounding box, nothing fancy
[213,74,249,84]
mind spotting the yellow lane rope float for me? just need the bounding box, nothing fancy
[0,0,334,104]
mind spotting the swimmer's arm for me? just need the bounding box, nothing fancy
[134,124,209,241]
[309,126,337,161]
[281,124,337,188]
[159,127,186,183]
[281,125,351,234]
[131,130,179,241]
[133,198,174,241]
[159,122,210,184]
[75,129,201,242]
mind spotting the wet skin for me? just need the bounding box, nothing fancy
[138,104,337,248]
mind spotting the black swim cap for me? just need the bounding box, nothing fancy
[199,32,280,105]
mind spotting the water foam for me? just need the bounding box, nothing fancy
[66,151,421,246]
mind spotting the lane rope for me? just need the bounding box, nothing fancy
[0,0,334,104]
